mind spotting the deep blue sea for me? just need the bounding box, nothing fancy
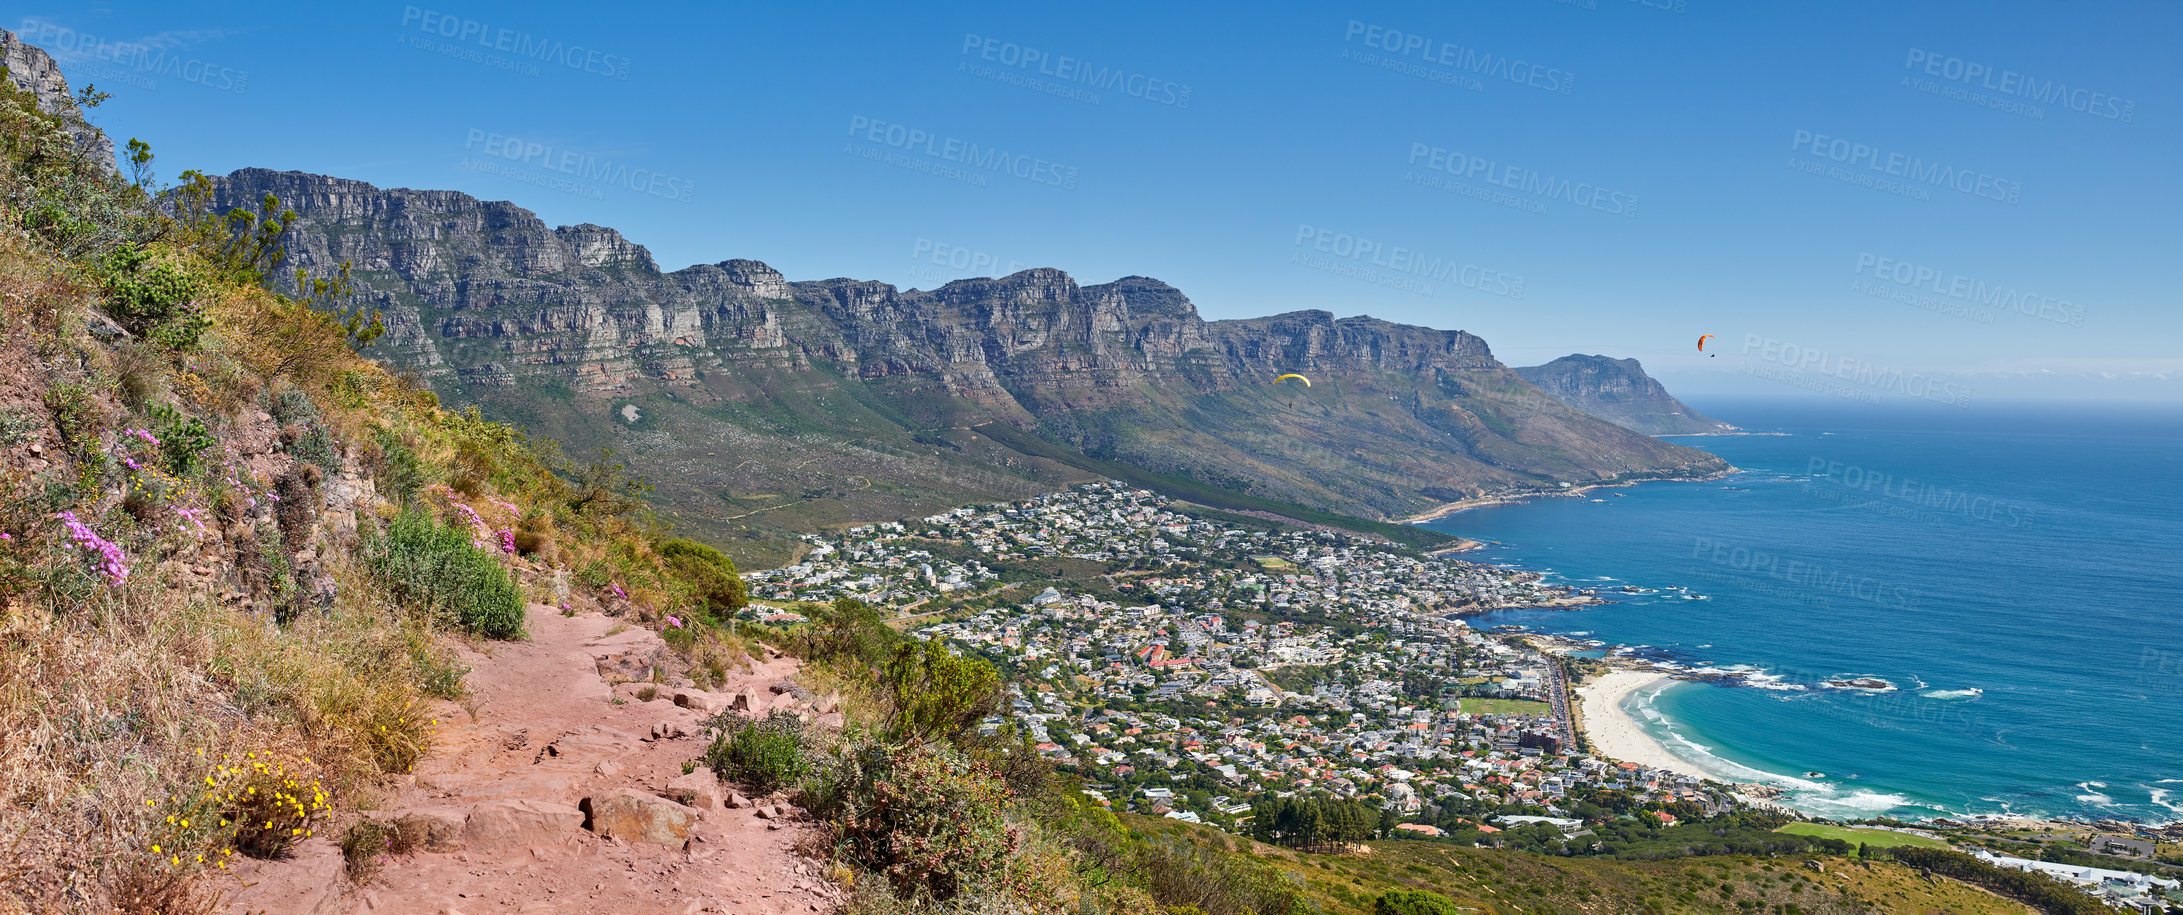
[1427,399,2183,823]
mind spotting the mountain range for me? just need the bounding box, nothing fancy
[210,168,1729,558]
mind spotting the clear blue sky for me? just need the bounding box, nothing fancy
[19,0,2179,403]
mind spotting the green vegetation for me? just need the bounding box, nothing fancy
[1371,889,1465,915]
[1455,698,1551,717]
[658,536,749,620]
[882,639,1002,744]
[1249,796,1387,850]
[1776,821,1947,850]
[704,710,810,795]
[363,510,526,639]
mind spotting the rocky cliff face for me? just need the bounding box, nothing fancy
[1,28,116,171]
[1516,354,1735,435]
[210,169,1729,535]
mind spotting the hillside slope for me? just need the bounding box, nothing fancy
[206,169,1729,555]
[1517,354,1736,435]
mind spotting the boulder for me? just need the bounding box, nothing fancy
[673,689,722,714]
[367,806,468,852]
[462,799,583,852]
[582,789,699,846]
[593,644,663,683]
[663,770,723,809]
[725,791,750,809]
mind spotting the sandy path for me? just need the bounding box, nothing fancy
[222,605,840,914]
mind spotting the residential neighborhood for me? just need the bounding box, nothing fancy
[745,482,1744,834]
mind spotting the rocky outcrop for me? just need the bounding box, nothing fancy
[1517,354,1736,436]
[1,29,117,171]
[205,168,1731,525]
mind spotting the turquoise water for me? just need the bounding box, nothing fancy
[1429,399,2183,823]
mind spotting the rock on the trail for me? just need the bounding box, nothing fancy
[730,687,767,714]
[673,689,723,714]
[462,799,585,852]
[593,643,664,682]
[649,720,691,740]
[726,790,751,809]
[367,806,469,852]
[664,770,723,809]
[582,788,700,846]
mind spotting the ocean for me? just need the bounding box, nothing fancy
[1427,399,2183,824]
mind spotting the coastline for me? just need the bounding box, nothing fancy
[1397,468,1739,525]
[1572,666,1796,812]
[1574,669,1713,782]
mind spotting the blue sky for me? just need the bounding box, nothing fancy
[18,0,2180,403]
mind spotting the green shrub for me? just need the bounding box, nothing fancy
[150,404,214,476]
[883,640,1000,744]
[363,511,524,638]
[800,597,899,667]
[367,428,425,507]
[658,537,747,620]
[1375,888,1468,915]
[703,710,809,795]
[43,381,105,472]
[809,738,1020,902]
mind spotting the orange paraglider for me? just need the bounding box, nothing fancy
[1697,334,1715,357]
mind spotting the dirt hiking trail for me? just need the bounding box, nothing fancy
[222,603,842,914]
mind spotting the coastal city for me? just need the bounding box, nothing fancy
[745,483,1745,832]
[744,481,2183,911]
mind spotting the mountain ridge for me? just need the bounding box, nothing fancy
[208,168,1730,554]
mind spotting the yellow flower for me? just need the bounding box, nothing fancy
[151,845,161,854]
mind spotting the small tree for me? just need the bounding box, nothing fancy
[883,640,1000,744]
[658,538,747,621]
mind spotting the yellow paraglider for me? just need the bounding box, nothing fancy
[1274,373,1312,387]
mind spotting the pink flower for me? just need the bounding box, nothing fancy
[53,512,127,584]
[498,529,516,553]
[666,616,683,629]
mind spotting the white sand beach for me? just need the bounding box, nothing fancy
[1575,669,1715,782]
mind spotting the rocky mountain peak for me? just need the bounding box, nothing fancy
[1,29,114,171]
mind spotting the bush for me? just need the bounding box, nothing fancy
[95,243,205,345]
[1375,889,1467,915]
[658,537,747,620]
[363,511,524,639]
[703,711,809,795]
[810,738,1021,903]
[883,641,1000,745]
[800,596,899,668]
[151,404,215,476]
